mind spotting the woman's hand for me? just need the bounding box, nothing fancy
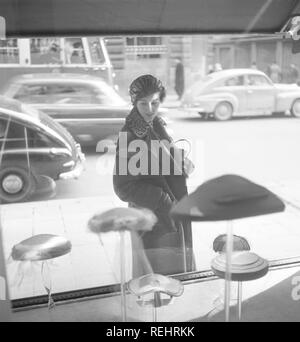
[156,192,178,233]
[183,157,195,176]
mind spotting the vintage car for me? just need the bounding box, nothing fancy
[0,96,84,203]
[1,73,130,146]
[182,68,300,121]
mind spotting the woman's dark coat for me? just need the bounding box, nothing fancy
[113,108,194,275]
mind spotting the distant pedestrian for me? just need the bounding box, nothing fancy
[214,63,223,72]
[267,61,282,83]
[287,63,299,84]
[174,58,185,100]
[251,61,258,70]
[208,64,214,74]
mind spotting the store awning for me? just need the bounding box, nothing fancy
[1,0,300,37]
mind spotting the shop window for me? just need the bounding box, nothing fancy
[30,38,61,65]
[65,38,87,64]
[88,38,105,65]
[125,36,165,59]
[0,39,19,64]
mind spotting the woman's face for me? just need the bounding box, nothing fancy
[136,92,160,122]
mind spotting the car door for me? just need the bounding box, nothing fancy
[212,75,247,114]
[245,74,276,115]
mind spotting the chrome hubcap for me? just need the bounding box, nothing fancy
[2,174,24,194]
[293,100,300,117]
[216,103,232,119]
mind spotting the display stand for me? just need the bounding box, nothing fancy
[88,207,157,322]
[11,234,72,311]
[171,174,285,322]
[128,273,184,322]
[0,224,11,322]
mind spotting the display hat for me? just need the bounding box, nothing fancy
[171,174,285,221]
[88,207,157,233]
[12,234,72,262]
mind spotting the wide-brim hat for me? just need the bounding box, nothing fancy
[12,234,72,262]
[88,207,157,233]
[170,174,285,222]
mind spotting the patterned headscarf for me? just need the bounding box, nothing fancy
[129,74,166,105]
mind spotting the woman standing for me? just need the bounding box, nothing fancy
[113,75,194,276]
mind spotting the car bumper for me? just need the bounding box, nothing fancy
[181,105,206,112]
[59,145,85,180]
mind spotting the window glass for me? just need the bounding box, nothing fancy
[26,128,61,148]
[30,38,61,65]
[1,34,300,315]
[0,39,19,64]
[125,36,165,59]
[0,118,7,138]
[14,84,49,103]
[224,75,244,86]
[14,83,100,104]
[88,38,105,64]
[65,38,87,64]
[246,74,272,86]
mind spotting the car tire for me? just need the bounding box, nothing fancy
[214,102,233,121]
[0,166,36,203]
[291,99,300,118]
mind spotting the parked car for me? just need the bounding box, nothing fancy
[0,96,85,203]
[182,68,300,121]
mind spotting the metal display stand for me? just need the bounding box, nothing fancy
[0,224,11,322]
[11,234,72,310]
[171,174,285,322]
[88,207,157,322]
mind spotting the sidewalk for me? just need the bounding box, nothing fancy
[2,178,300,301]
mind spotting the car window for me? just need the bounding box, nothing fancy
[14,84,49,103]
[14,83,100,104]
[92,82,128,106]
[0,118,8,139]
[48,84,100,104]
[224,75,244,86]
[26,128,61,148]
[1,120,26,149]
[246,74,272,86]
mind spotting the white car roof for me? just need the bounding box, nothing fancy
[209,68,266,80]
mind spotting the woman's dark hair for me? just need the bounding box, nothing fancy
[129,74,166,105]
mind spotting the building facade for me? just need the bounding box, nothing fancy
[211,34,300,83]
[105,35,208,96]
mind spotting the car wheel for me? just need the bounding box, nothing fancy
[0,167,36,203]
[291,99,300,118]
[214,102,233,121]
